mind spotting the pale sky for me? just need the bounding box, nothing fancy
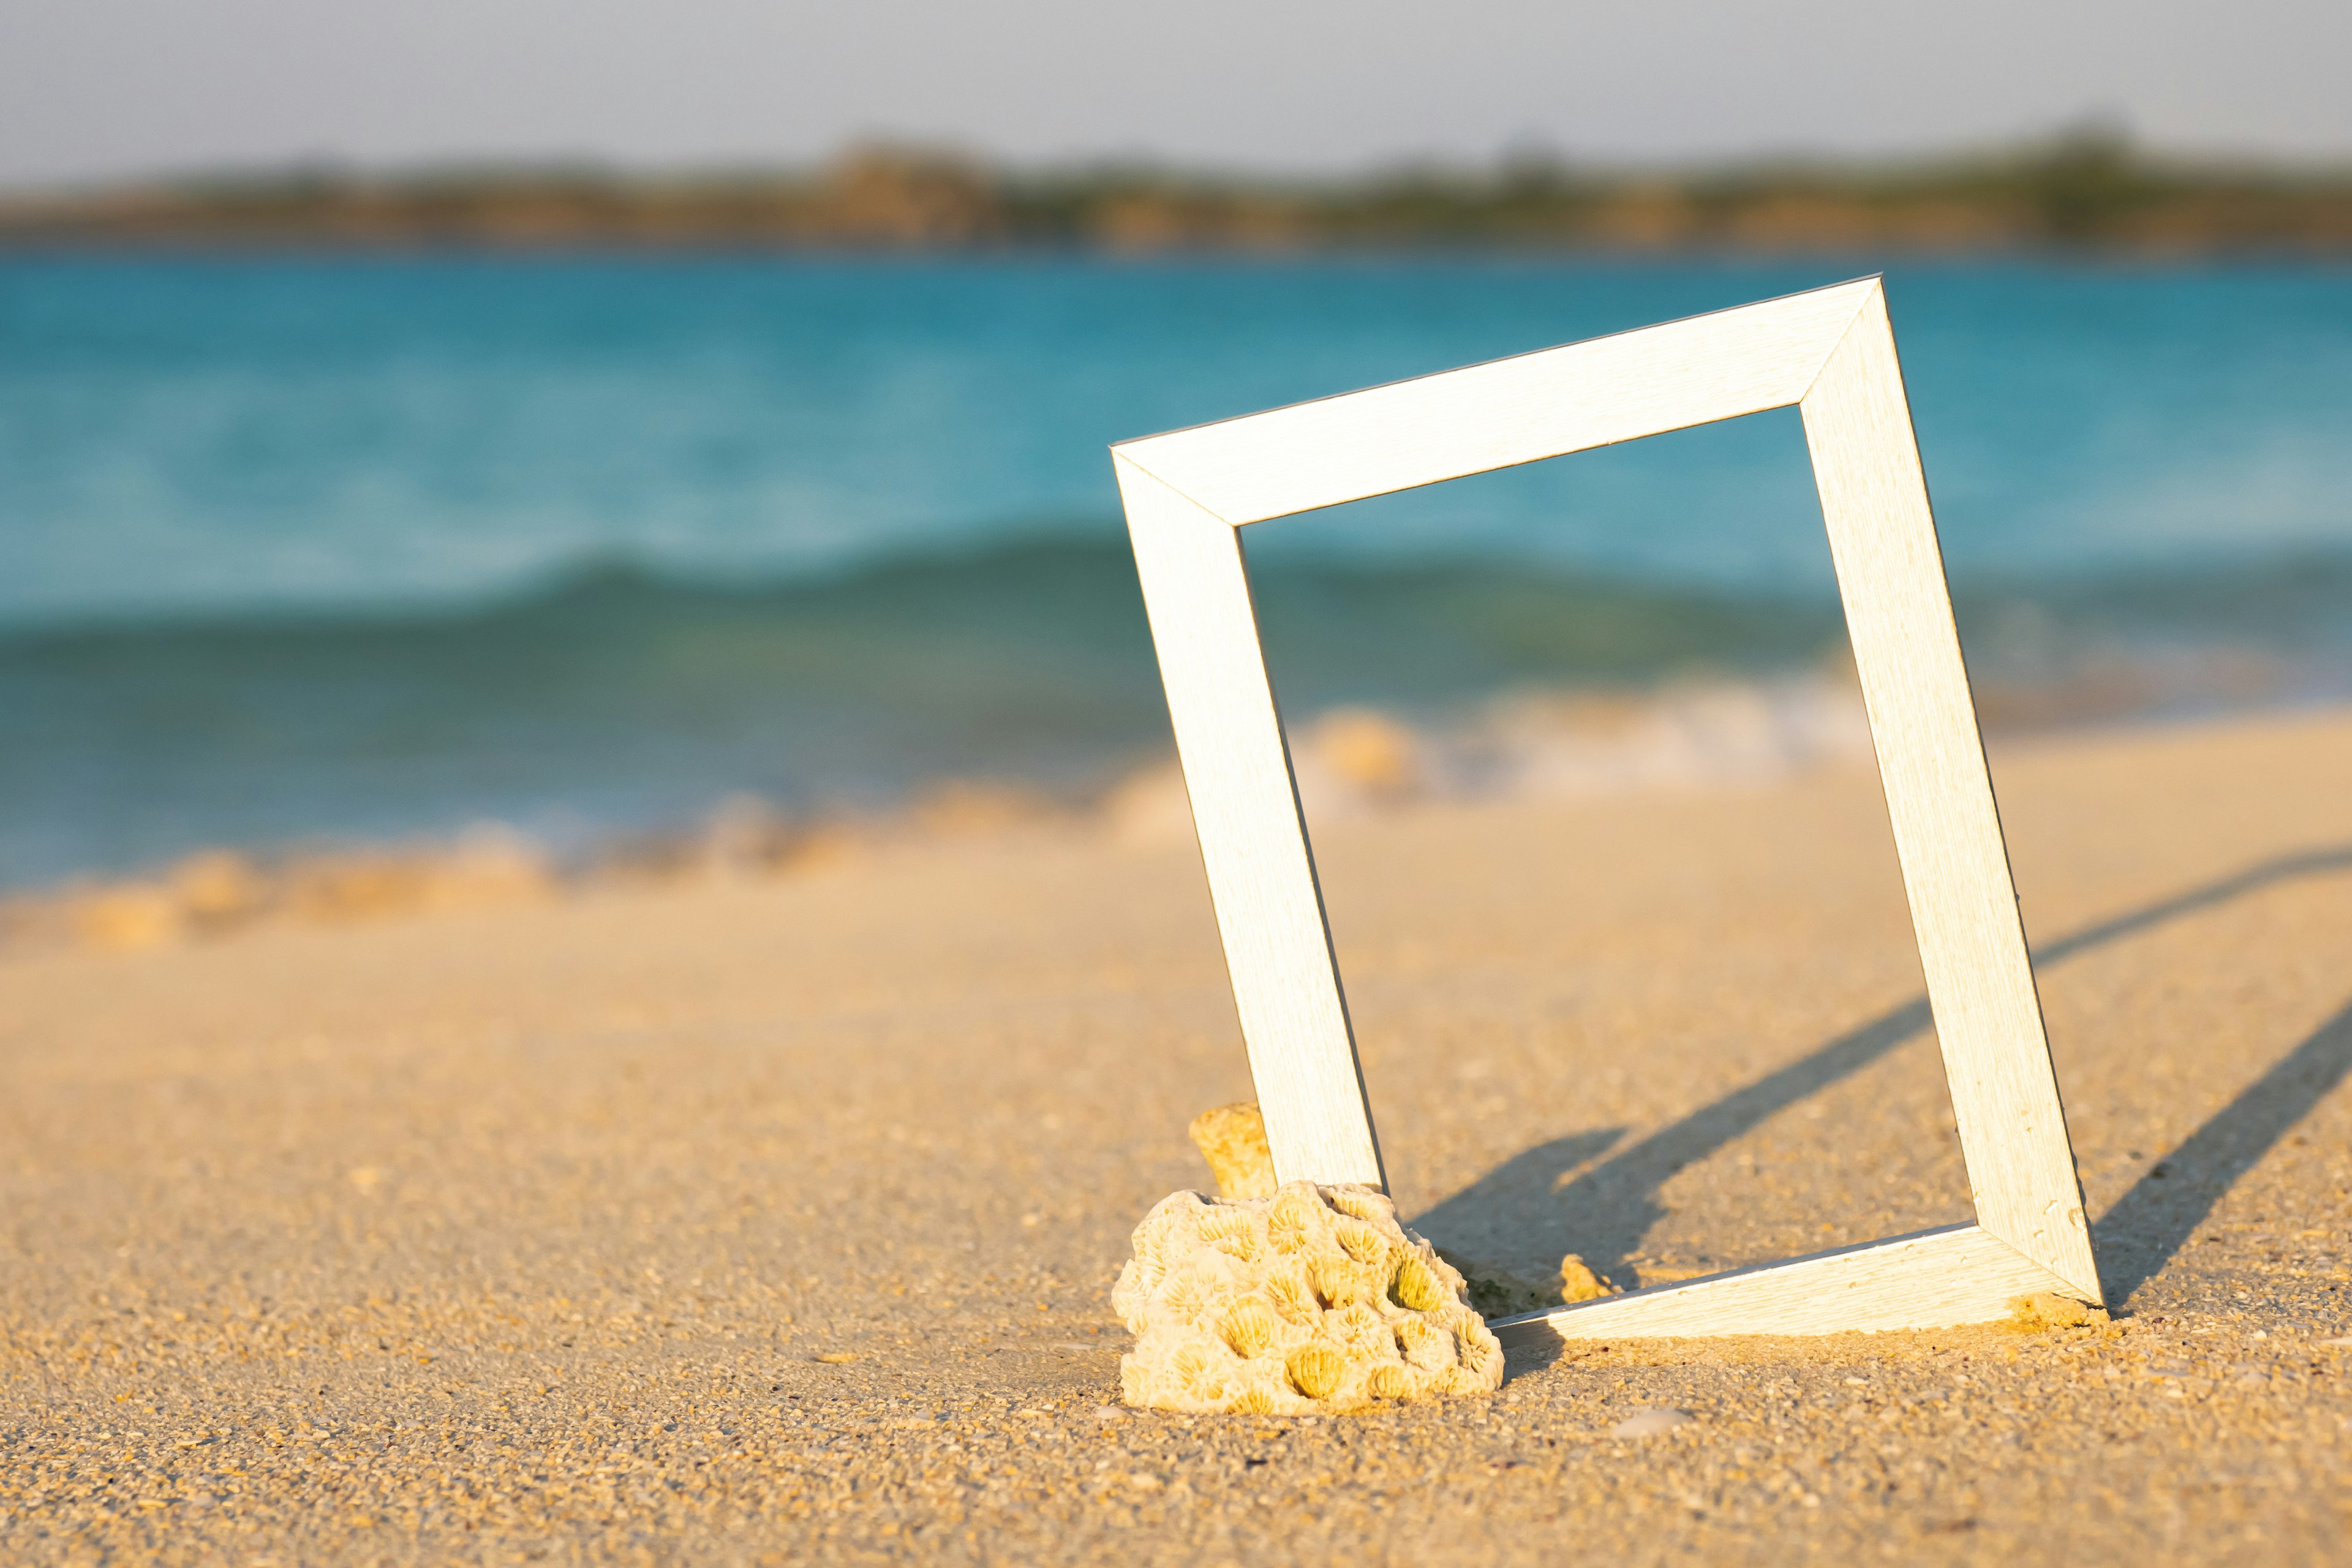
[4,0,2350,190]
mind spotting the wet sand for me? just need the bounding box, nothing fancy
[3,707,2350,1564]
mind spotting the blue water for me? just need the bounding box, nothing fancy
[2,256,2349,884]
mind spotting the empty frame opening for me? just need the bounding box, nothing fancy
[1240,412,1972,1293]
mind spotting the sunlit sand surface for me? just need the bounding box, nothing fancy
[4,709,2349,1562]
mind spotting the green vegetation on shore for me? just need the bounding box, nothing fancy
[6,131,2352,255]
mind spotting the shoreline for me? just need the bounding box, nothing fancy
[10,685,2336,957]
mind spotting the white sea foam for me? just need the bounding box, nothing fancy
[1102,674,1876,845]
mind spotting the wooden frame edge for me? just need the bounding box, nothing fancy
[1798,294,2101,1301]
[1114,453,1387,1189]
[1489,1224,2078,1351]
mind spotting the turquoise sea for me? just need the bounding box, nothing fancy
[2,256,2348,885]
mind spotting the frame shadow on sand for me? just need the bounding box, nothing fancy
[1408,845,2352,1317]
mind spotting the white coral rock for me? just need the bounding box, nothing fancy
[1112,1180,1506,1414]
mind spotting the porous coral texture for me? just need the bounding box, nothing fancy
[1112,1181,1506,1414]
[1186,1102,1277,1200]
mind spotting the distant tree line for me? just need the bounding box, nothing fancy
[6,132,2350,254]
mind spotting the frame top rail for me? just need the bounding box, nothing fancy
[1112,276,1880,527]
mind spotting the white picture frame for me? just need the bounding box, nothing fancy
[1110,277,2103,1343]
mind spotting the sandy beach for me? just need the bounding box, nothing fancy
[4,706,2349,1564]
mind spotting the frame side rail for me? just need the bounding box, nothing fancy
[1114,454,1387,1189]
[1799,293,2100,1300]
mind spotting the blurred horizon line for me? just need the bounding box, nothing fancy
[7,125,2352,256]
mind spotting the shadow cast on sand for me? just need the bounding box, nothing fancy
[1409,845,2352,1306]
[2091,995,2352,1305]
